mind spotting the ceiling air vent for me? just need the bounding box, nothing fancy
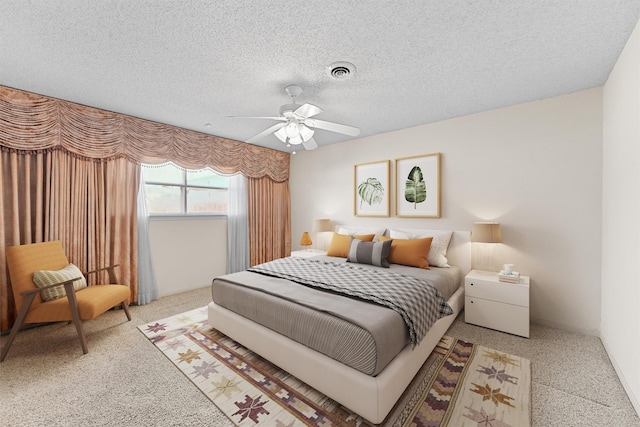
[328,61,356,79]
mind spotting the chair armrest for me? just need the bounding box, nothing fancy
[20,277,83,296]
[84,264,120,284]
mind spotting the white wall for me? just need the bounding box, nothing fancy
[148,218,227,297]
[291,88,603,335]
[602,18,640,414]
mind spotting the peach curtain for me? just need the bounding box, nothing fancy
[1,150,47,331]
[0,149,138,331]
[247,177,291,266]
[0,85,289,181]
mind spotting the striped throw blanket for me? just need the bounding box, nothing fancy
[248,257,453,346]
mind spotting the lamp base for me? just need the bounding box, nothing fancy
[474,243,498,272]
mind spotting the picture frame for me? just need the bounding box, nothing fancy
[354,160,390,217]
[395,153,441,218]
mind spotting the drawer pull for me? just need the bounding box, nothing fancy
[470,283,474,286]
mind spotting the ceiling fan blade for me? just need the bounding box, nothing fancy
[228,116,286,121]
[304,118,360,137]
[302,137,318,150]
[293,103,323,119]
[246,122,287,144]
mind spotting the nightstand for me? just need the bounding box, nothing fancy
[290,249,326,258]
[465,269,530,338]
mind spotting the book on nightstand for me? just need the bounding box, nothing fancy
[498,270,521,283]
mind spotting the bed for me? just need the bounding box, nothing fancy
[208,229,471,424]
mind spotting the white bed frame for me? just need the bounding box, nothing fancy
[208,231,470,424]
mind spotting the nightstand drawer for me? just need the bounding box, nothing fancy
[465,279,529,307]
[465,296,530,337]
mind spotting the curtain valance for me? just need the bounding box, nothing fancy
[0,86,289,182]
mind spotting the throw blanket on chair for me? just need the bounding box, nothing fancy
[248,257,453,346]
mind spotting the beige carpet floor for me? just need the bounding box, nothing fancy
[1,286,638,426]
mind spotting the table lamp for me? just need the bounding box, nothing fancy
[299,231,313,251]
[471,222,502,271]
[312,218,333,250]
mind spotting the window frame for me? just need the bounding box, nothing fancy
[142,164,229,218]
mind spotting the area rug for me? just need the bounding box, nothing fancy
[139,307,531,426]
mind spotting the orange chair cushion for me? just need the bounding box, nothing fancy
[25,285,130,323]
[6,241,70,311]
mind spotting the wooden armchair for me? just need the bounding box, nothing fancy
[1,240,131,362]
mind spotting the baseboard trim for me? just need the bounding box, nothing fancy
[601,335,640,417]
[530,317,600,337]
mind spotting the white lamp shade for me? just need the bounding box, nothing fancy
[312,218,332,232]
[471,222,503,243]
[288,135,303,145]
[299,124,315,141]
[285,122,300,138]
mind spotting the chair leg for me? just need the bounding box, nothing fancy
[65,283,88,354]
[1,293,37,362]
[121,301,132,321]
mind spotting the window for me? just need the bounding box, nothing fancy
[142,163,229,215]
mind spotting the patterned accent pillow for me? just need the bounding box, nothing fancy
[33,263,88,302]
[389,229,453,267]
[346,238,392,268]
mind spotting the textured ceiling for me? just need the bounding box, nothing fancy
[1,1,639,153]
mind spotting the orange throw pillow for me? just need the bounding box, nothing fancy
[379,236,433,269]
[326,233,375,258]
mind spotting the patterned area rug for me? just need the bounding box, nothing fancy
[139,307,531,426]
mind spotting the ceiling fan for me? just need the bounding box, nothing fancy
[234,85,360,151]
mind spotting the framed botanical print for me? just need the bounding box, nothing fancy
[354,160,390,217]
[395,153,441,218]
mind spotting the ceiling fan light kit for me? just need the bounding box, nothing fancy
[236,85,360,152]
[274,127,287,142]
[285,121,300,138]
[299,124,314,141]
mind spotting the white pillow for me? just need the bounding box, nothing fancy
[389,229,453,267]
[337,226,386,242]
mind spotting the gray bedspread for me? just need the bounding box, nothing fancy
[211,256,461,376]
[248,257,453,347]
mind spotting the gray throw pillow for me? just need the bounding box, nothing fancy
[346,238,392,268]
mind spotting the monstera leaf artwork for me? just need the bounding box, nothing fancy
[404,166,427,208]
[358,177,384,208]
[354,160,390,217]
